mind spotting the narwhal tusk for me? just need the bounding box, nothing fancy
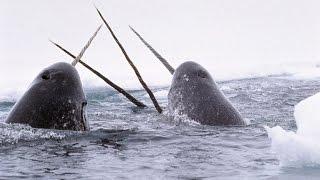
[95,7,163,114]
[71,24,102,66]
[129,26,175,75]
[50,40,147,108]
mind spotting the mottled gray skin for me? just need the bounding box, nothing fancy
[6,62,89,131]
[168,61,245,125]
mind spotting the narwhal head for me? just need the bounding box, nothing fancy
[172,61,214,85]
[5,24,104,131]
[6,62,89,131]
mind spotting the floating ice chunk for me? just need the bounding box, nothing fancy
[265,92,320,167]
[294,92,320,139]
[265,126,320,167]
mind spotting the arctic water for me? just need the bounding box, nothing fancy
[0,76,320,179]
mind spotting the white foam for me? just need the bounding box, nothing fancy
[0,123,68,145]
[220,85,233,91]
[243,118,251,125]
[170,108,201,126]
[148,90,168,99]
[265,92,320,167]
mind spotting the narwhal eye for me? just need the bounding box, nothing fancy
[41,72,50,80]
[197,70,207,78]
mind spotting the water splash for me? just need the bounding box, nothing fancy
[0,123,70,145]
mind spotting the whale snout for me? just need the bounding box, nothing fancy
[173,61,213,83]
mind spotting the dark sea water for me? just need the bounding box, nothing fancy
[1,76,320,179]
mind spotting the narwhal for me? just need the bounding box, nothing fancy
[129,27,245,126]
[5,25,103,130]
